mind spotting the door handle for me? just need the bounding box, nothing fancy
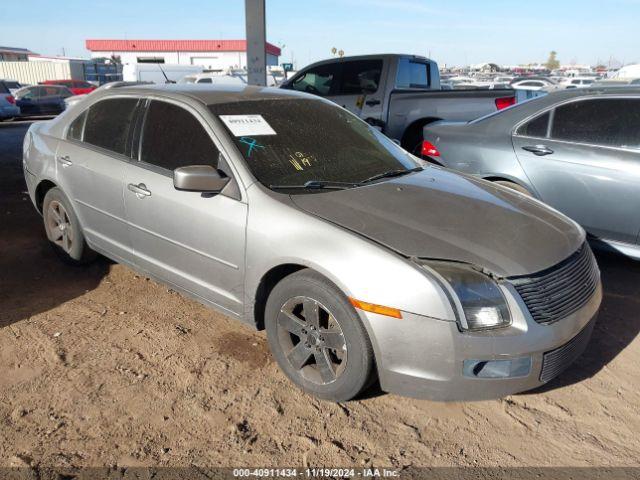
[365,99,381,106]
[127,183,151,198]
[57,155,72,167]
[522,145,554,156]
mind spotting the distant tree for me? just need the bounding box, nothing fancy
[546,51,560,70]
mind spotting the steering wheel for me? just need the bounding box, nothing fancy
[304,84,321,95]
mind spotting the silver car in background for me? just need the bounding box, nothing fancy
[23,84,601,401]
[422,87,640,260]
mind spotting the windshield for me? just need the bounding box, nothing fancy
[209,98,419,192]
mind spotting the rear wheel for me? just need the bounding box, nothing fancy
[265,269,376,401]
[43,187,96,265]
[493,180,532,196]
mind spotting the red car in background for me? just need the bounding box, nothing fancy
[41,80,97,95]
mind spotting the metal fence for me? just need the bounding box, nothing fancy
[0,61,72,84]
[0,60,122,85]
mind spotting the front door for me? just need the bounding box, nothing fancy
[513,97,640,245]
[123,99,247,316]
[55,97,140,262]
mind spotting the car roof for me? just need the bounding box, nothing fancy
[98,83,319,105]
[293,53,433,72]
[462,86,640,129]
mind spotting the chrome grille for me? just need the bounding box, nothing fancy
[540,317,596,383]
[510,244,599,325]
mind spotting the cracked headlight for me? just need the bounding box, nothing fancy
[422,261,511,331]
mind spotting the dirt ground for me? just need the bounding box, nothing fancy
[1,122,639,472]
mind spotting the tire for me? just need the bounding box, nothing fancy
[493,180,532,196]
[265,269,376,402]
[42,187,96,265]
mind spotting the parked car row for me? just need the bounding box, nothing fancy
[23,82,602,402]
[0,79,97,120]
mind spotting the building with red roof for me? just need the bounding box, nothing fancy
[86,39,281,71]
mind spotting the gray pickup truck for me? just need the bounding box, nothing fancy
[280,54,516,153]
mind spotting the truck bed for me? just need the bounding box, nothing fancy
[384,88,515,142]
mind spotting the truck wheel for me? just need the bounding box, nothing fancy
[493,180,532,196]
[43,187,96,265]
[265,269,376,402]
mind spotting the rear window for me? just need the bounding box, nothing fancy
[0,82,9,94]
[396,59,430,89]
[83,98,139,156]
[551,98,640,148]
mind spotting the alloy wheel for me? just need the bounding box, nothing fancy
[276,296,347,385]
[46,200,74,254]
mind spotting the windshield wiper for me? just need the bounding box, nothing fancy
[269,180,360,190]
[359,166,423,185]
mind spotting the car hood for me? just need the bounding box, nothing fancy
[290,168,584,277]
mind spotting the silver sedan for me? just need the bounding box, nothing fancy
[23,84,601,401]
[422,87,640,260]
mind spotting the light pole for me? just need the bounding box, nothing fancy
[245,0,267,86]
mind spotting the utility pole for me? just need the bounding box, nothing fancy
[245,0,267,86]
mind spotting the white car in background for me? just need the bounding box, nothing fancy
[558,77,597,89]
[179,72,248,85]
[510,79,556,91]
[180,68,286,87]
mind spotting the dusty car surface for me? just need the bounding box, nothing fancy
[23,84,601,401]
[422,87,640,260]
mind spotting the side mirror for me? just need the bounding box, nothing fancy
[173,165,230,193]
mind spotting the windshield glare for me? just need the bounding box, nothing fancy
[209,99,419,192]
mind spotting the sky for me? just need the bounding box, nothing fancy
[1,0,638,68]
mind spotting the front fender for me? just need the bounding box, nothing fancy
[244,186,457,326]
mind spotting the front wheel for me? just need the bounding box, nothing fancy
[265,269,376,401]
[43,187,96,265]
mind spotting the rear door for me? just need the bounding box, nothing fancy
[55,97,140,262]
[327,59,385,122]
[40,86,65,114]
[122,99,247,316]
[513,97,640,244]
[16,87,40,115]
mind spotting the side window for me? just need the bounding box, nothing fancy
[83,98,139,156]
[551,99,640,148]
[338,60,383,95]
[67,110,87,141]
[140,100,219,172]
[197,78,213,84]
[396,59,430,89]
[517,111,550,138]
[289,64,336,96]
[42,86,61,97]
[17,87,36,100]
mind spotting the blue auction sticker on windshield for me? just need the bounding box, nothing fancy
[219,114,277,137]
